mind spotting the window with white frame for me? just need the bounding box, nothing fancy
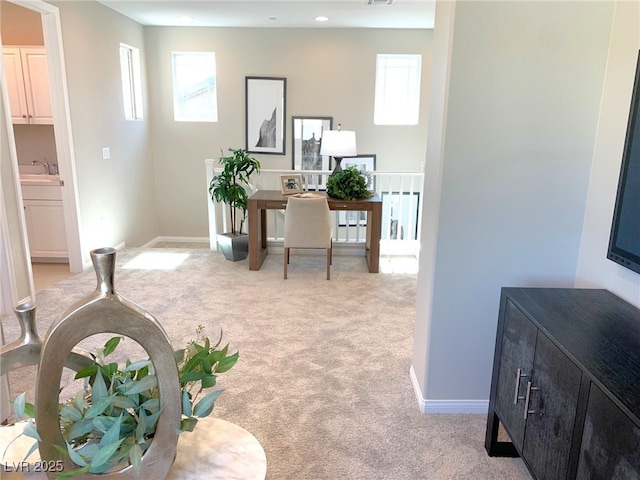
[119,44,144,120]
[374,54,422,126]
[172,52,218,122]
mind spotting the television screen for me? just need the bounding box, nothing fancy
[607,51,640,275]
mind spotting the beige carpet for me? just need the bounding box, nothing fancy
[2,246,531,479]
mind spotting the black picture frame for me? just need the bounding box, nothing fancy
[245,77,286,155]
[292,116,333,190]
[381,192,420,241]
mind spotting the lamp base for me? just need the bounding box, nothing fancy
[332,157,343,174]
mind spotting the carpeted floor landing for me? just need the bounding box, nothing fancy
[1,247,531,479]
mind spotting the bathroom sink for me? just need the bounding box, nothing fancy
[20,174,62,186]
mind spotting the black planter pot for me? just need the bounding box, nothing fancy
[217,233,249,262]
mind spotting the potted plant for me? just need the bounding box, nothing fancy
[326,165,372,200]
[10,327,238,478]
[209,148,261,261]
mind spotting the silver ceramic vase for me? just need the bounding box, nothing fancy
[35,247,181,479]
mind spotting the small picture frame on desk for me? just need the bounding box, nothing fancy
[280,174,303,194]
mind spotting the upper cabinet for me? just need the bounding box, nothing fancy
[3,46,53,125]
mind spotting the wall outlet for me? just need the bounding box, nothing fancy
[102,147,111,160]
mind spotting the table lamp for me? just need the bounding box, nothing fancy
[320,124,357,174]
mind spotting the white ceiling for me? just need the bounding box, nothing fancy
[97,0,435,29]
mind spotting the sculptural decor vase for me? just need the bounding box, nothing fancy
[35,247,181,480]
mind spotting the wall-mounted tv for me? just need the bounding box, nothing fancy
[607,50,640,275]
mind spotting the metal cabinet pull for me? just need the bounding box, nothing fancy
[523,381,539,420]
[513,368,527,405]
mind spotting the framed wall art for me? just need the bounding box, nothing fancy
[292,116,333,190]
[342,154,376,190]
[245,77,286,155]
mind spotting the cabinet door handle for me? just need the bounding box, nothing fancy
[523,381,539,420]
[513,368,527,405]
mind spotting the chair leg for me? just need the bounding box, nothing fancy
[326,248,331,280]
[284,247,288,279]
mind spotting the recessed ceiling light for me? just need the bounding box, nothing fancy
[315,16,329,22]
[177,15,193,22]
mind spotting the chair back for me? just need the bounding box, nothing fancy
[284,196,332,249]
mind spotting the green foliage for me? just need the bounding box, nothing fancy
[209,148,261,235]
[10,325,238,479]
[326,166,372,200]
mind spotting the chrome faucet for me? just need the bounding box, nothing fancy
[32,159,50,175]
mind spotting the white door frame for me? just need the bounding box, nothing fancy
[6,0,85,274]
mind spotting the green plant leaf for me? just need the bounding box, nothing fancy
[215,351,239,373]
[65,419,95,441]
[121,375,157,395]
[84,394,115,419]
[74,390,85,412]
[100,413,123,447]
[200,357,212,374]
[192,389,223,418]
[181,389,192,417]
[129,444,142,475]
[103,361,118,376]
[91,368,108,403]
[22,420,41,441]
[180,417,198,433]
[60,404,83,422]
[89,438,124,469]
[135,408,147,440]
[13,392,25,419]
[201,374,217,389]
[23,402,35,419]
[74,364,98,380]
[141,398,160,414]
[66,440,89,467]
[112,396,137,410]
[103,336,122,357]
[145,408,163,432]
[22,438,39,463]
[124,359,151,373]
[180,371,207,383]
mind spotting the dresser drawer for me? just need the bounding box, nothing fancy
[265,201,287,209]
[331,202,364,210]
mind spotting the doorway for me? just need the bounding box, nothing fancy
[1,0,83,305]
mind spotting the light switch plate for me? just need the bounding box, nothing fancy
[102,147,110,160]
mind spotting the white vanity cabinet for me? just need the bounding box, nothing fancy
[3,46,53,125]
[22,184,68,260]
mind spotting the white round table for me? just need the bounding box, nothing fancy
[0,418,266,479]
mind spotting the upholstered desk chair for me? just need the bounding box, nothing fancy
[283,196,332,280]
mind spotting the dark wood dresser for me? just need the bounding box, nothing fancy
[485,288,640,479]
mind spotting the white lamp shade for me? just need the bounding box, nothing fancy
[320,130,357,157]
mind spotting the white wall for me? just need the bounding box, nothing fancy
[575,1,640,307]
[52,1,158,250]
[144,27,432,237]
[413,0,615,410]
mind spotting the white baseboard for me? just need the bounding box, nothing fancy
[141,236,210,248]
[409,365,489,414]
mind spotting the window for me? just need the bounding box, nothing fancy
[374,54,422,125]
[172,52,217,122]
[119,44,143,120]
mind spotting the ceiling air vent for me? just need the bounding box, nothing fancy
[367,0,395,5]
